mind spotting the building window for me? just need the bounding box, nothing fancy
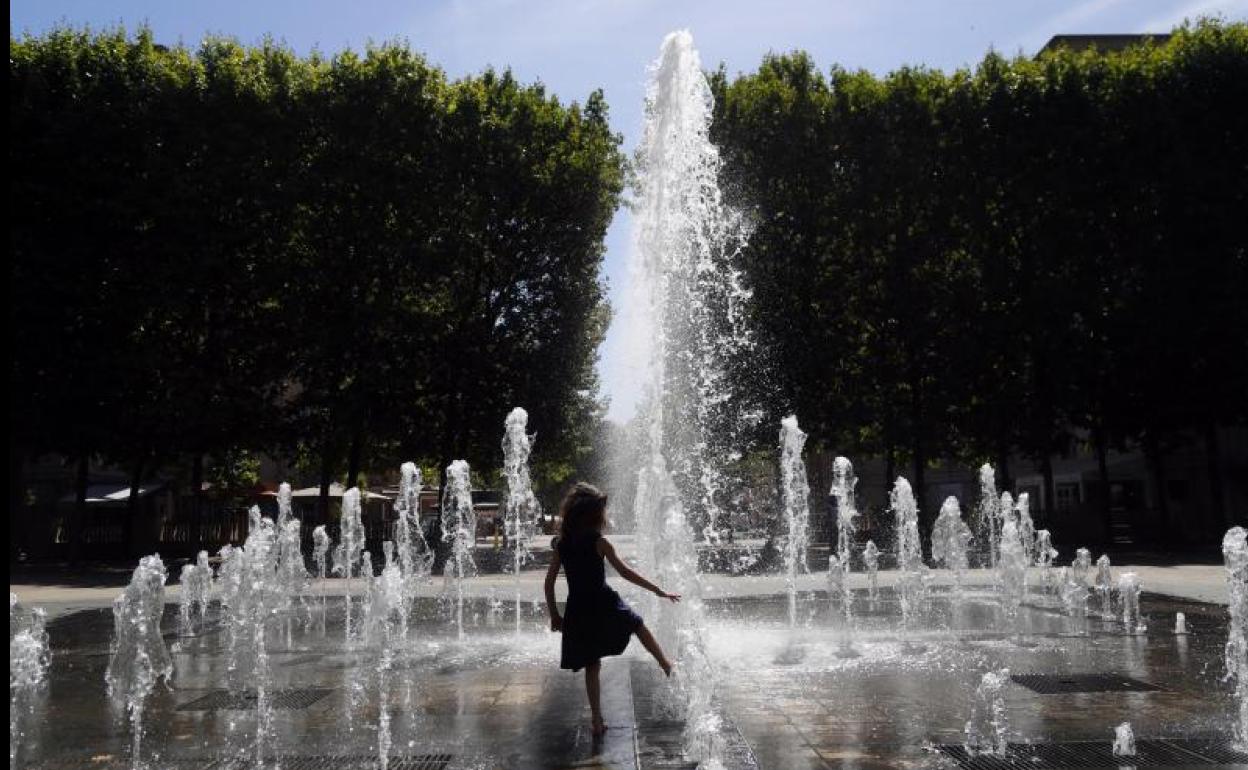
[1055,482,1080,513]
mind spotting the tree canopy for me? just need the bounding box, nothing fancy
[709,20,1248,537]
[9,28,625,512]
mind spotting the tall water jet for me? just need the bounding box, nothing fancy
[863,540,881,602]
[395,463,435,593]
[10,593,50,767]
[932,497,972,595]
[622,30,754,762]
[106,555,173,770]
[890,478,926,641]
[177,550,212,637]
[965,669,1010,756]
[778,416,811,627]
[339,487,365,642]
[1095,554,1114,619]
[976,465,1000,568]
[502,408,541,633]
[829,456,858,648]
[1222,526,1247,748]
[441,460,476,640]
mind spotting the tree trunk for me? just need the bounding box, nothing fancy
[70,453,89,564]
[995,443,1012,496]
[10,448,26,562]
[346,430,364,489]
[1040,454,1056,522]
[189,453,204,553]
[317,439,334,525]
[1093,427,1112,544]
[1203,422,1227,530]
[1143,434,1169,540]
[125,456,145,559]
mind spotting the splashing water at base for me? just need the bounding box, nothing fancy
[932,496,972,598]
[965,669,1010,756]
[177,550,212,637]
[1112,722,1136,757]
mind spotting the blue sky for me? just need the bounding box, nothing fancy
[12,0,1246,421]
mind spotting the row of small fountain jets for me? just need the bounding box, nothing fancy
[10,408,540,770]
[779,417,1247,756]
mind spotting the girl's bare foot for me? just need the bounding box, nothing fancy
[660,659,673,677]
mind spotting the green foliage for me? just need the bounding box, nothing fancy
[10,27,624,492]
[711,20,1248,519]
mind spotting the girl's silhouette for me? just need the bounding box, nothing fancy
[544,482,679,737]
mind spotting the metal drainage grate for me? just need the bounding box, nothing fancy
[1009,673,1162,694]
[176,687,333,711]
[277,654,325,667]
[33,755,452,770]
[936,738,1247,769]
[204,755,453,770]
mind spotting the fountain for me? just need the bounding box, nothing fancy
[863,540,881,602]
[778,416,811,627]
[1112,722,1136,757]
[829,456,858,648]
[1223,526,1247,748]
[1072,547,1092,588]
[106,554,173,769]
[1058,567,1089,635]
[998,517,1028,639]
[395,462,434,590]
[177,550,212,637]
[1015,493,1035,567]
[890,477,926,642]
[965,669,1010,756]
[1175,612,1189,635]
[339,487,366,641]
[1034,530,1058,601]
[502,408,541,633]
[932,496,972,594]
[278,516,310,643]
[1095,554,1114,619]
[441,459,476,640]
[10,593,50,767]
[365,542,408,770]
[1118,572,1145,634]
[976,465,1000,568]
[312,524,331,624]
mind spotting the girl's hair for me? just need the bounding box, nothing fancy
[559,482,608,539]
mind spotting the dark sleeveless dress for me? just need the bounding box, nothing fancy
[555,531,643,671]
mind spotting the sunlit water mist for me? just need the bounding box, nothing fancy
[617,29,756,763]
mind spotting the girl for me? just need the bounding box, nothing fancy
[544,482,680,737]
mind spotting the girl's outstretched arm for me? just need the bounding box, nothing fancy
[598,537,681,602]
[544,548,563,631]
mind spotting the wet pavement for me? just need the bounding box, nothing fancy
[10,582,1245,770]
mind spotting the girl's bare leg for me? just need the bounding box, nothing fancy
[634,623,673,676]
[585,661,605,735]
